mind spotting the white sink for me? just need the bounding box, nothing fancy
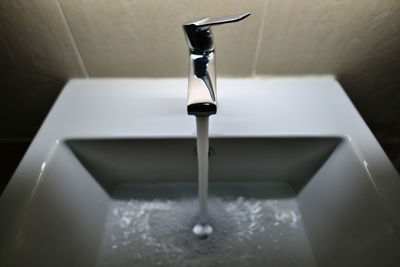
[1,77,399,266]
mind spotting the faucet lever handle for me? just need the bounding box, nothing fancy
[183,12,250,53]
[193,12,250,29]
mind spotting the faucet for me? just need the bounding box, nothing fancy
[183,12,250,116]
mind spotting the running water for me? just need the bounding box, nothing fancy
[193,116,213,238]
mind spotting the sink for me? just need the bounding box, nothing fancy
[1,78,399,266]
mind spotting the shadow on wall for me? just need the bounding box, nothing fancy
[0,74,67,138]
[338,42,400,129]
[0,0,86,138]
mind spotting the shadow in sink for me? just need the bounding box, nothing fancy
[66,137,341,196]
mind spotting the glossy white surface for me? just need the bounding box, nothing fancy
[0,77,399,266]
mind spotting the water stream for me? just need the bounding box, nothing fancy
[193,116,213,238]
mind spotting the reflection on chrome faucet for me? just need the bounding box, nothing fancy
[183,12,250,116]
[194,56,215,102]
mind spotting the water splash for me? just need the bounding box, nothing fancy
[97,184,315,267]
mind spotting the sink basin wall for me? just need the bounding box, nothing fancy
[67,137,340,193]
[298,140,400,266]
[1,142,110,266]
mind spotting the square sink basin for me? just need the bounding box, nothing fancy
[1,78,399,266]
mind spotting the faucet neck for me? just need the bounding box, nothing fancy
[187,52,217,116]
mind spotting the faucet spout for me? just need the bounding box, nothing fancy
[187,52,216,116]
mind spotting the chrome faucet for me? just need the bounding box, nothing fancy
[183,13,250,116]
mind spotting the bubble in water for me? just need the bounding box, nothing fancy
[192,223,213,239]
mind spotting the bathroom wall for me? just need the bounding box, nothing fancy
[1,0,399,164]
